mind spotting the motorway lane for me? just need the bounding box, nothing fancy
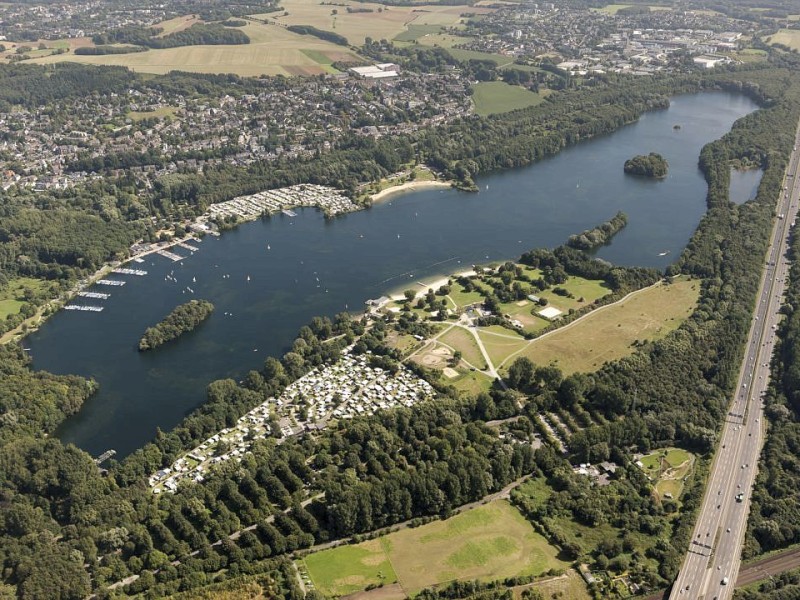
[669,123,800,600]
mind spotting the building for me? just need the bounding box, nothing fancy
[350,63,401,79]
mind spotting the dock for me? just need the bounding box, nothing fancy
[282,208,298,217]
[133,257,145,263]
[65,305,104,312]
[177,242,200,252]
[113,268,147,276]
[97,279,125,286]
[94,449,116,465]
[157,249,185,262]
[78,291,110,299]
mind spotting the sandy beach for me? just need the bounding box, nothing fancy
[371,180,452,203]
[389,270,477,302]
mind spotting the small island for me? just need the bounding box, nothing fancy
[624,153,669,178]
[567,211,628,250]
[139,299,214,351]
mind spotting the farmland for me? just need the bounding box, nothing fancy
[31,21,361,76]
[767,29,800,51]
[302,500,568,596]
[254,0,480,46]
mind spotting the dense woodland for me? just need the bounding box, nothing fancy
[138,299,215,351]
[0,50,798,598]
[623,153,669,178]
[92,23,250,49]
[566,211,628,250]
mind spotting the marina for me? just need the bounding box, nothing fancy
[64,305,104,312]
[113,268,148,276]
[96,279,125,286]
[78,291,110,299]
[157,249,186,262]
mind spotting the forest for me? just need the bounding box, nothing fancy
[0,53,798,598]
[623,153,669,178]
[566,211,628,251]
[91,22,250,49]
[138,299,215,351]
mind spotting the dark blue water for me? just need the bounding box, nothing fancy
[729,168,764,204]
[27,91,758,458]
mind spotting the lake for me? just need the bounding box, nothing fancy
[27,91,759,458]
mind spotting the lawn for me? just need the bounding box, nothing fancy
[337,500,567,595]
[447,283,485,309]
[303,539,398,597]
[477,327,528,367]
[438,326,487,369]
[32,21,361,76]
[472,81,544,116]
[767,29,800,50]
[510,278,699,374]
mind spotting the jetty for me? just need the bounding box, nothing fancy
[157,249,185,262]
[65,305,104,312]
[113,267,147,276]
[97,279,125,286]
[133,257,145,263]
[78,291,110,300]
[282,208,298,217]
[94,449,116,465]
[177,242,200,252]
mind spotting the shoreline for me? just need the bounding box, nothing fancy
[370,180,453,203]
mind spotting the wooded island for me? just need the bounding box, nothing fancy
[139,299,214,351]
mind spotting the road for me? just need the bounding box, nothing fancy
[669,123,800,600]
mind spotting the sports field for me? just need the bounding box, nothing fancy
[303,500,567,596]
[31,21,360,76]
[437,326,487,369]
[503,278,699,374]
[472,81,544,116]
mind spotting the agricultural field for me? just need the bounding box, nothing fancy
[31,21,361,76]
[152,15,202,37]
[767,29,800,50]
[255,0,483,46]
[303,500,568,597]
[471,81,544,116]
[508,278,699,374]
[637,447,695,504]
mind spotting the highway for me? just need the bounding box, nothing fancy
[669,121,800,600]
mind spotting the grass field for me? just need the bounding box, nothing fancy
[31,21,361,76]
[767,29,800,50]
[438,326,487,369]
[304,539,398,596]
[472,81,544,116]
[304,500,568,596]
[507,278,699,374]
[477,327,528,366]
[450,368,494,395]
[0,277,50,320]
